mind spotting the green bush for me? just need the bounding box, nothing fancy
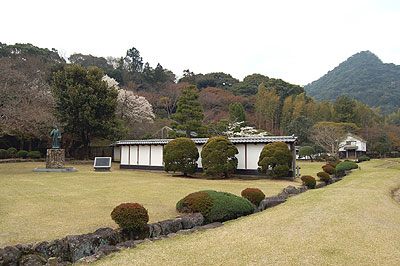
[258,142,292,178]
[322,164,336,175]
[0,149,9,159]
[201,136,238,178]
[27,151,41,159]
[336,161,358,176]
[357,155,370,162]
[329,160,342,167]
[317,171,330,183]
[111,203,149,232]
[241,188,265,206]
[7,147,17,158]
[16,150,28,158]
[301,175,316,189]
[176,190,255,224]
[176,192,213,217]
[163,137,199,176]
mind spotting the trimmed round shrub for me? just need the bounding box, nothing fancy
[176,192,213,217]
[241,188,265,206]
[0,149,9,159]
[329,160,342,168]
[357,155,370,163]
[336,161,358,177]
[317,171,330,183]
[27,151,41,159]
[322,164,336,175]
[111,203,149,232]
[258,142,292,178]
[201,136,238,178]
[7,147,17,158]
[301,175,316,189]
[163,137,199,176]
[16,150,28,158]
[176,190,255,223]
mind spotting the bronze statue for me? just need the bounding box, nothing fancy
[50,125,61,149]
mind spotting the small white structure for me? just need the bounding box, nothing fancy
[113,136,298,177]
[339,133,367,159]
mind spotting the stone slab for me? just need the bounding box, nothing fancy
[34,168,77,172]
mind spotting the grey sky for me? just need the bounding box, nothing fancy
[2,0,399,85]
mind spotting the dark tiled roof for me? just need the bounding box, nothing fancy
[114,136,297,146]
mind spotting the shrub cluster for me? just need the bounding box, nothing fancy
[176,190,255,223]
[0,149,8,159]
[301,175,316,189]
[8,147,17,157]
[357,155,370,163]
[16,150,28,158]
[163,137,199,176]
[322,164,336,175]
[336,161,358,177]
[176,192,213,217]
[111,203,149,232]
[241,188,265,206]
[27,151,41,159]
[317,171,330,183]
[258,142,292,178]
[201,136,238,178]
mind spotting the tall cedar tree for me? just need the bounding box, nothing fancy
[172,85,204,137]
[52,64,123,159]
[229,102,247,123]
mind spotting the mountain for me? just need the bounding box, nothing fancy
[304,51,400,115]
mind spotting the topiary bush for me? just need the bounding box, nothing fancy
[241,188,265,207]
[16,150,28,158]
[357,155,370,163]
[163,137,199,176]
[7,147,17,158]
[329,160,342,167]
[201,136,238,178]
[176,191,213,217]
[322,164,336,175]
[111,203,149,232]
[258,142,292,178]
[301,175,316,189]
[27,151,41,159]
[317,171,330,183]
[176,190,255,224]
[0,149,9,159]
[336,161,358,177]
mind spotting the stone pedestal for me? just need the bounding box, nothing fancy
[46,149,65,169]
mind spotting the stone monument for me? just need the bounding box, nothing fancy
[47,125,65,168]
[34,126,76,172]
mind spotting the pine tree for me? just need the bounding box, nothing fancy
[172,85,204,137]
[229,102,247,124]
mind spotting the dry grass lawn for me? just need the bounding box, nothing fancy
[88,159,400,266]
[0,161,306,247]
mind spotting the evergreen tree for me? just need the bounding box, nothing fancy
[172,85,204,137]
[52,64,123,159]
[229,102,247,123]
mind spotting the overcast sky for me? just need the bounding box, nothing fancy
[2,0,399,85]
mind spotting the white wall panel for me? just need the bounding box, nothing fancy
[129,145,138,165]
[247,144,263,170]
[236,144,246,169]
[196,145,203,168]
[139,145,150,165]
[151,145,163,166]
[121,146,129,165]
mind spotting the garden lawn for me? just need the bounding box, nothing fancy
[90,159,400,266]
[0,162,305,247]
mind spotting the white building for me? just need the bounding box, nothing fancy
[339,133,367,159]
[113,136,298,178]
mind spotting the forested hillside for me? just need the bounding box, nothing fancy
[305,51,400,114]
[1,42,400,159]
